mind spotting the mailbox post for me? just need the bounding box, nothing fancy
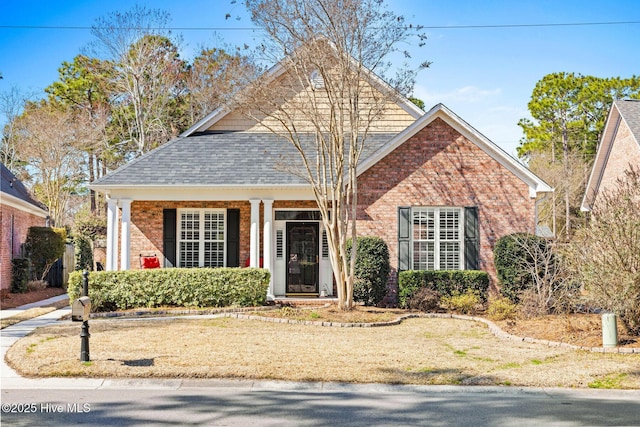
[71,271,91,362]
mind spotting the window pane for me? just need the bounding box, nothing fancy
[439,209,459,241]
[180,242,199,268]
[204,242,224,267]
[413,209,434,241]
[181,211,200,241]
[413,241,434,270]
[322,230,329,259]
[276,229,284,259]
[275,210,323,221]
[440,242,460,270]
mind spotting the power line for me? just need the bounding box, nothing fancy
[0,20,639,31]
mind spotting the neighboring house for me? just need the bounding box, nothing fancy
[0,163,48,293]
[581,99,640,213]
[91,52,552,300]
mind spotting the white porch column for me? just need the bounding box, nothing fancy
[262,199,274,297]
[106,198,118,271]
[119,199,132,270]
[249,199,261,267]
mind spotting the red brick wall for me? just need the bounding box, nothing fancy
[129,201,252,269]
[0,204,47,291]
[595,119,640,209]
[356,117,536,288]
[126,200,321,269]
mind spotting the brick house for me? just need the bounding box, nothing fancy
[91,53,552,300]
[581,99,640,213]
[1,163,48,293]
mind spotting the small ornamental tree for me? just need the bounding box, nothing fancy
[567,167,640,335]
[24,227,65,281]
[347,236,390,306]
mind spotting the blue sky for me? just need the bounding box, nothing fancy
[1,0,639,157]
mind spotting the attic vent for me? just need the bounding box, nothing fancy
[310,69,325,90]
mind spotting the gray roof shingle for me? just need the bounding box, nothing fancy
[615,99,640,142]
[1,163,46,210]
[92,132,397,187]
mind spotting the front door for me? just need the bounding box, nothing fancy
[286,222,319,295]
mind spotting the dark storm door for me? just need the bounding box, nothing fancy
[286,222,319,294]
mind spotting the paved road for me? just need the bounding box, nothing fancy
[2,380,640,426]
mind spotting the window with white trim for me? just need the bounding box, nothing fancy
[178,209,225,268]
[412,207,463,270]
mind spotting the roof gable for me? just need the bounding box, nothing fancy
[180,43,424,136]
[358,103,553,196]
[581,99,640,211]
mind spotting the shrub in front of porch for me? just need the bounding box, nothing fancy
[68,268,270,311]
[398,270,489,309]
[347,236,390,306]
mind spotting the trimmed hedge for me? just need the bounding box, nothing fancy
[347,236,391,306]
[25,226,65,281]
[11,258,30,293]
[398,270,489,308]
[68,268,270,311]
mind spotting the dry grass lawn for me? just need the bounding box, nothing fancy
[7,312,640,389]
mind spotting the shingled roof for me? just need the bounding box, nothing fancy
[581,99,640,211]
[91,132,397,188]
[615,99,640,142]
[1,163,47,212]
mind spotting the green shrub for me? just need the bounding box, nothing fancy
[74,235,93,271]
[441,289,481,315]
[398,270,489,308]
[487,297,518,321]
[494,233,549,303]
[67,268,270,311]
[347,236,390,306]
[25,227,65,281]
[11,258,30,293]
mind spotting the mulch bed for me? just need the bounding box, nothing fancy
[0,287,67,309]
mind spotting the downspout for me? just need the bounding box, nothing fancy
[534,192,551,237]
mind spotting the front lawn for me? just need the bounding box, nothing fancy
[6,310,639,388]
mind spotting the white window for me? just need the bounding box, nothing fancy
[178,209,225,268]
[412,207,462,270]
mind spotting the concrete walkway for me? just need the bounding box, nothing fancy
[0,293,69,319]
[1,294,99,389]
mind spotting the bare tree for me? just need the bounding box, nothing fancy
[510,235,576,318]
[0,85,35,173]
[238,0,427,309]
[527,151,589,237]
[90,6,186,156]
[14,101,97,226]
[185,47,257,123]
[567,166,640,335]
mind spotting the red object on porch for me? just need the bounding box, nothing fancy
[140,255,161,269]
[245,257,264,268]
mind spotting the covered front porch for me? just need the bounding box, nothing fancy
[102,190,334,300]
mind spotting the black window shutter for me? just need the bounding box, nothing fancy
[398,207,411,271]
[226,209,240,267]
[163,209,177,268]
[464,206,479,270]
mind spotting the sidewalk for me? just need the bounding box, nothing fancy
[0,293,70,319]
[0,294,104,388]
